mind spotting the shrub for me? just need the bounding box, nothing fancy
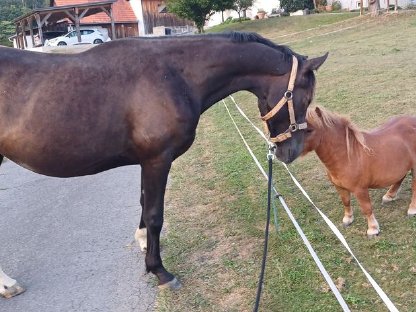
[280,0,314,13]
[332,0,342,10]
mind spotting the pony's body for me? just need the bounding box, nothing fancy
[0,33,327,297]
[303,106,416,236]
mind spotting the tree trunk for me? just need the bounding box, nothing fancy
[368,0,381,16]
[221,11,224,22]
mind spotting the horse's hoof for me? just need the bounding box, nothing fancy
[367,231,380,238]
[134,228,147,253]
[0,283,25,299]
[407,212,416,218]
[158,277,182,291]
[342,216,354,227]
[382,194,396,204]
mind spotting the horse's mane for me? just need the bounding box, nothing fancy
[307,106,371,158]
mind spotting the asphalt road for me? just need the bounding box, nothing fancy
[0,160,156,312]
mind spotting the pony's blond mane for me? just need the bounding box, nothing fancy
[307,106,371,159]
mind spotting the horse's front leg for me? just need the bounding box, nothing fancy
[335,185,353,226]
[134,175,147,252]
[141,156,181,289]
[0,266,25,299]
[354,189,380,237]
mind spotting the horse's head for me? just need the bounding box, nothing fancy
[259,53,328,163]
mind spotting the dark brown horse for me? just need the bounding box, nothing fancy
[0,32,327,295]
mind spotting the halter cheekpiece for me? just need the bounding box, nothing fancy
[260,55,307,143]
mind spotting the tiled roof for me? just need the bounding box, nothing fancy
[54,0,137,23]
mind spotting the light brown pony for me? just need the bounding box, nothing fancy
[302,106,416,236]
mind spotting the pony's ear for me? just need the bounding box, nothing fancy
[303,52,329,72]
[315,106,323,118]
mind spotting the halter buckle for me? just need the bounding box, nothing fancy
[289,123,298,132]
[284,90,293,100]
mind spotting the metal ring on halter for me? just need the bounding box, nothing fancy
[284,90,293,100]
[289,123,298,132]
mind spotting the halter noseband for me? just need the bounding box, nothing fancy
[260,55,307,143]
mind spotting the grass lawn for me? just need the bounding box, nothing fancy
[156,12,416,312]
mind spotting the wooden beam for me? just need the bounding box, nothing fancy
[74,7,81,43]
[101,5,116,39]
[27,17,35,47]
[35,14,44,45]
[21,21,28,49]
[79,8,90,19]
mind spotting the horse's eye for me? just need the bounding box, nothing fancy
[306,128,314,133]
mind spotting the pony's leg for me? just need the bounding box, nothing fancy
[141,156,181,289]
[335,186,353,226]
[382,176,405,204]
[134,175,147,252]
[408,169,416,216]
[355,189,380,237]
[0,266,25,299]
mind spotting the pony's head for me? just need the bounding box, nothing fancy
[302,106,370,158]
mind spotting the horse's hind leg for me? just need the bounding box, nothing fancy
[408,169,416,216]
[382,176,406,204]
[134,175,147,252]
[0,266,25,299]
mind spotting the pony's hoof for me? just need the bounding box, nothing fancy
[407,212,416,218]
[0,283,25,299]
[158,277,182,291]
[382,194,396,204]
[342,216,354,227]
[367,230,380,238]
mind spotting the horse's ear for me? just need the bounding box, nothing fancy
[315,106,323,118]
[303,52,329,72]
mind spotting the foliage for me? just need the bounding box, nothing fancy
[233,0,254,19]
[332,0,342,10]
[167,0,222,33]
[0,0,48,46]
[280,0,315,13]
[212,0,234,12]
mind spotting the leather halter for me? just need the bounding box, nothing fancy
[260,55,307,143]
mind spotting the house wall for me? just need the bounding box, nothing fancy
[330,0,412,10]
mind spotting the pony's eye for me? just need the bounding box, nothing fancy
[306,128,314,133]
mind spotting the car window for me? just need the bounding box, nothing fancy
[66,31,76,38]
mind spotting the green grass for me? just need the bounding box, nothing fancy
[157,11,416,312]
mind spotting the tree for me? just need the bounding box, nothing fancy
[212,0,234,22]
[233,0,253,20]
[167,0,217,33]
[280,0,314,13]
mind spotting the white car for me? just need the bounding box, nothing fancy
[45,29,109,46]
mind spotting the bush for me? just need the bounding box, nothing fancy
[280,0,314,13]
[332,0,342,10]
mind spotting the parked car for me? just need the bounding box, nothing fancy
[45,28,109,46]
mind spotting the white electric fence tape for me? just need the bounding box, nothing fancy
[226,95,399,312]
[222,100,351,312]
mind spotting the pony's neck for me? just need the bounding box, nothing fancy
[315,126,350,171]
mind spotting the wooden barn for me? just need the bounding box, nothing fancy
[12,0,194,49]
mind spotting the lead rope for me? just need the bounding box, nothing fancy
[253,144,276,312]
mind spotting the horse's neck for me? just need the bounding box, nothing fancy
[179,41,289,113]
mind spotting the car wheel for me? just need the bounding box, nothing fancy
[57,41,67,46]
[93,39,103,44]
